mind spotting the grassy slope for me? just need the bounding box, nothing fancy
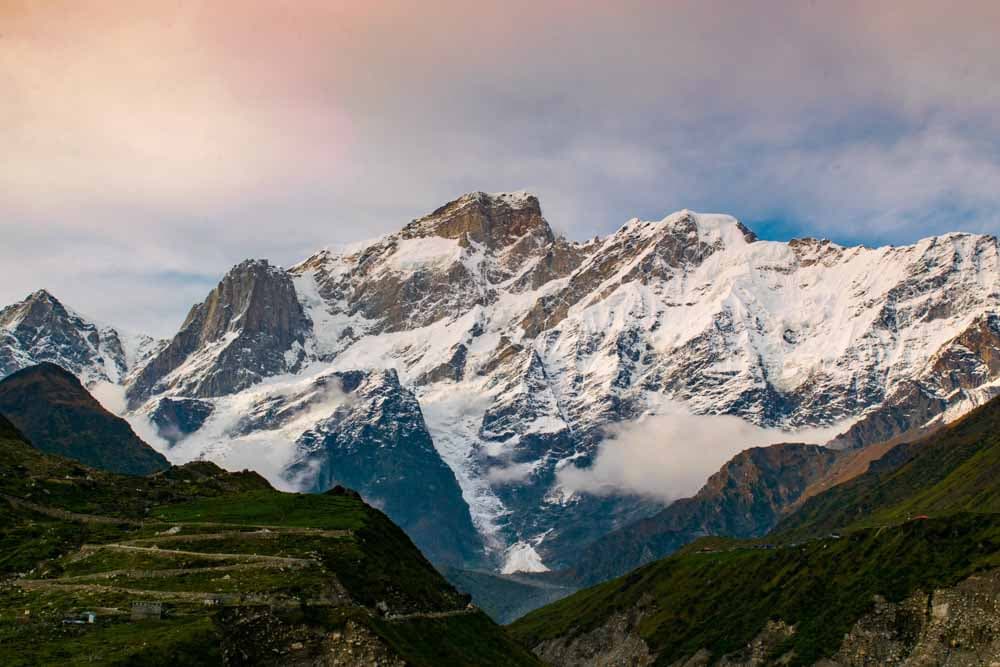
[510,513,1000,665]
[778,394,1000,536]
[511,397,1000,665]
[0,419,538,666]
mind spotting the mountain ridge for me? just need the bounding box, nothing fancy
[5,190,1000,578]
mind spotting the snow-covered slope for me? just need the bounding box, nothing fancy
[9,191,1000,573]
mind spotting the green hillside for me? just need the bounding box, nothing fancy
[510,513,1000,665]
[0,415,538,666]
[778,394,1000,536]
[510,396,1000,665]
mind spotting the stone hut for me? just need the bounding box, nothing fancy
[131,601,163,620]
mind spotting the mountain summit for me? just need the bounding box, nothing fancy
[126,258,311,405]
[404,191,553,249]
[0,289,159,385]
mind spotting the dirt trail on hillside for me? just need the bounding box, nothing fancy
[1,494,141,525]
[79,543,314,565]
[122,527,351,545]
[50,561,310,583]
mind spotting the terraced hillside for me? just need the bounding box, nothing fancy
[0,416,538,666]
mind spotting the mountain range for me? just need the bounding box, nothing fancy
[4,190,1000,579]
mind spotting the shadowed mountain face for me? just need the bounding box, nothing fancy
[0,362,169,475]
[285,369,485,568]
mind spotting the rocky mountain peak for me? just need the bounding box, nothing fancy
[126,258,311,405]
[403,191,553,250]
[24,288,59,306]
[2,288,69,327]
[189,258,297,342]
[0,289,132,385]
[654,209,758,246]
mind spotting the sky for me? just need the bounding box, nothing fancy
[2,0,999,336]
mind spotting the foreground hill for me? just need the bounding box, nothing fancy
[510,514,1000,666]
[0,419,537,666]
[510,395,1000,665]
[0,362,169,475]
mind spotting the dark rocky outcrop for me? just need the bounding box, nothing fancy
[147,397,215,446]
[285,369,484,568]
[0,362,169,475]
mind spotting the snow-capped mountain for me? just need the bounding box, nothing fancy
[6,191,1000,573]
[0,289,162,386]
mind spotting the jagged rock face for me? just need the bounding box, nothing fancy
[126,259,311,406]
[533,606,656,667]
[0,289,158,385]
[829,571,1000,666]
[284,369,484,568]
[218,611,408,667]
[563,443,843,586]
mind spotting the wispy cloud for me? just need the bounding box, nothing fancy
[557,406,852,503]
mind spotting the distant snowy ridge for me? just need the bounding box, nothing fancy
[0,289,164,387]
